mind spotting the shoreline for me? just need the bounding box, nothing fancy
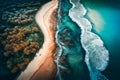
[17,0,58,80]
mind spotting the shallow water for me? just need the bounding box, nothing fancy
[55,0,90,80]
[55,0,118,80]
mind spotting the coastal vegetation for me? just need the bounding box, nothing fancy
[0,0,48,79]
[0,26,41,73]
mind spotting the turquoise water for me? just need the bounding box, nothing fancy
[55,0,89,80]
[55,0,120,80]
[69,0,109,80]
[82,1,120,80]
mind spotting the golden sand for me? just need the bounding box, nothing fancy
[17,0,58,80]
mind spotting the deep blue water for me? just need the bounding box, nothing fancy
[82,1,120,80]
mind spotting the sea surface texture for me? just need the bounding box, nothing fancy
[55,0,109,80]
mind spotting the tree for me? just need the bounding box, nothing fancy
[0,26,40,73]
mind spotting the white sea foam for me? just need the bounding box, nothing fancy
[55,26,63,80]
[55,1,64,80]
[69,0,109,80]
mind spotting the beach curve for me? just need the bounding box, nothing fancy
[17,0,58,80]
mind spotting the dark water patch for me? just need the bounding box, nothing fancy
[81,0,120,9]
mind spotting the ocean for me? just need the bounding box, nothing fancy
[55,0,89,80]
[81,0,120,80]
[55,0,120,80]
[0,0,120,80]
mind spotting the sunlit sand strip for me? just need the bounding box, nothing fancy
[17,0,58,80]
[30,0,58,80]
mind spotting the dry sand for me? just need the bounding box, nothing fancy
[17,0,58,80]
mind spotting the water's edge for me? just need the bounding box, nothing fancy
[55,0,110,80]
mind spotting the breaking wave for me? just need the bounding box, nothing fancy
[69,0,109,80]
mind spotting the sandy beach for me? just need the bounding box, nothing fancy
[17,0,58,80]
